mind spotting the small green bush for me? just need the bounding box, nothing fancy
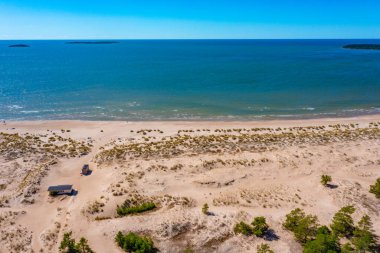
[183,246,194,253]
[340,243,354,253]
[251,216,269,237]
[234,221,252,236]
[283,208,319,244]
[369,178,380,198]
[202,203,209,215]
[257,243,274,253]
[283,208,306,232]
[117,202,156,216]
[115,231,155,253]
[320,175,332,186]
[59,232,94,253]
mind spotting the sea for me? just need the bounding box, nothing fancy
[1,39,380,121]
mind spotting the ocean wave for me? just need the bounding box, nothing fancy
[247,106,316,112]
[127,101,140,107]
[3,104,380,121]
[341,108,380,113]
[20,110,39,114]
[7,105,23,110]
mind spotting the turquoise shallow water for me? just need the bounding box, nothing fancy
[1,39,380,120]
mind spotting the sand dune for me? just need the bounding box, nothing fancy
[1,116,380,252]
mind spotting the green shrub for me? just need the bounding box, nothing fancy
[316,226,331,236]
[76,238,94,253]
[183,246,194,253]
[234,221,252,236]
[117,202,156,216]
[115,231,155,253]
[340,243,354,253]
[59,232,94,253]
[303,226,339,253]
[351,215,377,252]
[284,208,379,252]
[251,216,269,237]
[330,205,355,238]
[283,208,319,244]
[202,203,209,215]
[320,175,332,186]
[369,178,380,198]
[257,243,274,253]
[283,208,306,232]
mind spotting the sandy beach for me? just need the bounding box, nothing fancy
[1,115,380,252]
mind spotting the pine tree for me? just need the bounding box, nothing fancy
[330,205,355,238]
[283,208,319,244]
[59,232,77,253]
[369,178,380,198]
[351,215,377,252]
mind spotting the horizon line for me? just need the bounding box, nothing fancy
[2,38,380,41]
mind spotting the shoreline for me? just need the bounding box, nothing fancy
[3,114,380,128]
[3,111,380,122]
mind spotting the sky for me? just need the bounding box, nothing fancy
[1,0,380,39]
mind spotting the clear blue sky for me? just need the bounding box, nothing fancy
[1,0,380,39]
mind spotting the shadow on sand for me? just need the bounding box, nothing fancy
[326,184,338,189]
[263,229,280,241]
[82,170,93,176]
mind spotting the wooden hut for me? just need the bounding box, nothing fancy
[48,185,73,195]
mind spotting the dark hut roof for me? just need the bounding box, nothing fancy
[47,185,73,192]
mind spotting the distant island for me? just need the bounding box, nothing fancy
[65,41,120,44]
[8,44,30,47]
[343,44,380,50]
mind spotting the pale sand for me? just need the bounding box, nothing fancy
[1,115,380,252]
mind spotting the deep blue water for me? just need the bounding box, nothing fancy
[1,39,380,120]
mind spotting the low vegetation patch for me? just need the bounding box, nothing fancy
[320,175,332,186]
[115,231,155,253]
[95,124,380,162]
[283,208,319,244]
[369,178,380,198]
[257,243,274,253]
[283,206,379,252]
[59,231,94,253]
[85,200,105,215]
[201,203,209,215]
[234,216,269,237]
[251,216,269,237]
[117,199,156,216]
[234,221,253,236]
[0,132,91,160]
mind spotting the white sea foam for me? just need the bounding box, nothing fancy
[127,101,141,107]
[7,105,23,110]
[20,110,39,114]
